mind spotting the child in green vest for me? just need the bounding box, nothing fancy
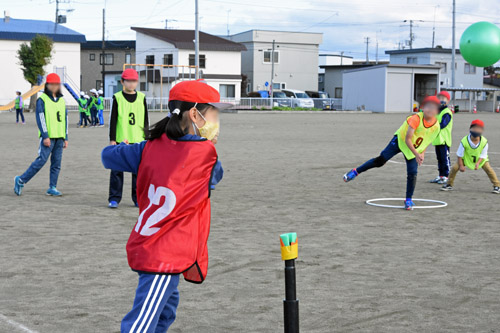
[14,73,68,196]
[78,91,88,128]
[429,91,453,184]
[343,96,441,210]
[108,68,149,208]
[15,90,25,124]
[441,119,500,194]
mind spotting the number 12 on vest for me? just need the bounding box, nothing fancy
[135,184,177,236]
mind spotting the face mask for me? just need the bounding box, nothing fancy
[194,110,220,141]
[470,131,481,138]
[440,101,447,106]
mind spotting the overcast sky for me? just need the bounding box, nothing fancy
[3,0,500,61]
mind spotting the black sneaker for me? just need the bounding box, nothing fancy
[492,187,500,194]
[441,184,453,191]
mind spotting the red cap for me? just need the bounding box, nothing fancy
[421,95,441,106]
[46,73,61,84]
[470,119,485,128]
[169,79,232,109]
[121,68,139,81]
[438,90,451,100]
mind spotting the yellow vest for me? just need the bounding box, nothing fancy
[39,93,66,139]
[432,107,453,146]
[395,112,440,159]
[114,91,146,144]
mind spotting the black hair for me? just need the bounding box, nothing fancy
[145,101,212,141]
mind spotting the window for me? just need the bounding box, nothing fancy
[125,53,131,64]
[89,53,95,61]
[318,75,324,83]
[272,82,281,90]
[163,54,173,66]
[100,53,114,65]
[283,91,295,98]
[280,83,286,89]
[189,54,206,68]
[96,80,102,90]
[145,55,155,65]
[335,87,343,99]
[140,82,149,91]
[435,62,447,73]
[219,84,235,98]
[406,57,417,64]
[263,50,279,64]
[465,63,476,74]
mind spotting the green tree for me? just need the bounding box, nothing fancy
[17,35,53,111]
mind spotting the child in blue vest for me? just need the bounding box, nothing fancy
[101,80,226,332]
[97,89,105,127]
[15,91,25,124]
[14,73,68,196]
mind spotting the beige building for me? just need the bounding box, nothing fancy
[80,40,135,97]
[227,30,323,94]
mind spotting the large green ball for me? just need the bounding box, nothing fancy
[459,21,500,67]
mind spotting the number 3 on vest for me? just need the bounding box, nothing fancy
[129,112,135,125]
[135,184,176,236]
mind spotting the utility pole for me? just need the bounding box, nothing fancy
[432,5,439,48]
[364,37,370,64]
[226,9,231,36]
[195,0,200,79]
[340,51,344,66]
[101,7,105,95]
[270,39,275,107]
[55,0,59,23]
[375,30,380,64]
[451,0,456,93]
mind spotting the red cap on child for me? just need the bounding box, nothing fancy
[169,79,233,109]
[122,68,139,81]
[421,95,441,106]
[470,119,484,128]
[438,90,451,100]
[46,73,61,84]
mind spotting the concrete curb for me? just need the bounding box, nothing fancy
[223,110,374,114]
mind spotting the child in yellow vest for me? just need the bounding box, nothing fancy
[429,90,453,184]
[343,96,441,210]
[108,68,149,208]
[441,119,500,194]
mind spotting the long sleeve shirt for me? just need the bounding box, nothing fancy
[101,134,223,185]
[109,91,149,142]
[36,95,68,140]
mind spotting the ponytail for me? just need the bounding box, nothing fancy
[146,101,211,141]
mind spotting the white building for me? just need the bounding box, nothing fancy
[386,48,483,97]
[227,30,323,93]
[0,12,85,107]
[132,27,246,99]
[342,64,441,112]
[318,54,353,92]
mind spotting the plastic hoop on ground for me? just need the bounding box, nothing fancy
[365,198,448,209]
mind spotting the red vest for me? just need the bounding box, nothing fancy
[127,134,218,283]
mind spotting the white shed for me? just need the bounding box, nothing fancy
[342,64,441,113]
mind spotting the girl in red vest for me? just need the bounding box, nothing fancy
[102,80,226,332]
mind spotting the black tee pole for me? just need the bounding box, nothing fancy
[280,233,299,333]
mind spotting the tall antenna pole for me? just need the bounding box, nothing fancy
[364,37,370,64]
[432,5,439,48]
[101,7,105,94]
[451,0,456,92]
[409,20,414,49]
[226,9,231,36]
[195,0,200,79]
[270,39,275,108]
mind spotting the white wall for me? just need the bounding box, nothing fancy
[343,67,387,112]
[0,40,81,106]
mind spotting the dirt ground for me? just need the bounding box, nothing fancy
[1,110,500,333]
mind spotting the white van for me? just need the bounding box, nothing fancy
[282,89,315,108]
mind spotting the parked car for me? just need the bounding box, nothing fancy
[282,89,315,108]
[272,91,292,107]
[306,91,332,110]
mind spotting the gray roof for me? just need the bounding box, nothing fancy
[131,27,246,52]
[0,17,85,43]
[82,40,135,50]
[385,47,461,55]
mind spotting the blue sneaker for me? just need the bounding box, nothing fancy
[343,169,358,182]
[46,187,62,196]
[108,201,119,208]
[210,185,216,190]
[405,199,415,211]
[14,176,24,196]
[134,202,139,207]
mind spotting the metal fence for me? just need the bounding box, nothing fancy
[99,97,343,111]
